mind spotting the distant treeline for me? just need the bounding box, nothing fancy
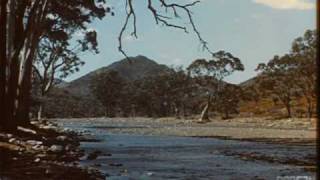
[31,29,317,120]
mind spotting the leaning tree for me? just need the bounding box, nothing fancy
[187,51,244,122]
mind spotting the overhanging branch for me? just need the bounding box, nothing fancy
[118,0,213,59]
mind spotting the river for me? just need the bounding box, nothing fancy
[56,119,316,180]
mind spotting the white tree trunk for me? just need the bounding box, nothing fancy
[198,103,210,123]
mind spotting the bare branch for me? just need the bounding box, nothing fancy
[147,0,188,32]
[117,0,213,59]
[158,0,213,54]
[118,0,137,59]
[32,64,43,82]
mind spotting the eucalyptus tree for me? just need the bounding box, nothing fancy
[290,29,317,118]
[187,51,244,122]
[33,30,99,120]
[150,67,195,117]
[216,84,242,119]
[167,67,195,118]
[256,55,300,118]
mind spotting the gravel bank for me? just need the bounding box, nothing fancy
[52,117,316,142]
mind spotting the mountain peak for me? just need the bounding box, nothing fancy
[63,55,170,97]
[123,55,158,64]
[135,55,148,59]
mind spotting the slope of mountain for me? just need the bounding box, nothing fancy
[63,55,171,97]
[238,76,258,88]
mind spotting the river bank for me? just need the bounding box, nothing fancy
[0,120,103,180]
[2,117,313,179]
[53,117,316,143]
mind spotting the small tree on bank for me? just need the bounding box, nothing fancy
[256,55,299,118]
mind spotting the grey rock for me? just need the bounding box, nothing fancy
[8,138,16,143]
[49,145,64,152]
[27,140,43,146]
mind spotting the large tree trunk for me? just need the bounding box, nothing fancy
[17,30,39,126]
[17,69,33,126]
[0,0,47,131]
[0,0,20,131]
[0,0,8,131]
[5,55,20,131]
[0,0,19,131]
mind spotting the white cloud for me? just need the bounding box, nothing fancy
[253,0,315,10]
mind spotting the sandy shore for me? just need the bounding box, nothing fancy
[53,117,316,142]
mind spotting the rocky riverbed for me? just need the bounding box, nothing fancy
[0,120,104,180]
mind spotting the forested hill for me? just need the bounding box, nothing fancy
[32,55,172,118]
[63,55,171,97]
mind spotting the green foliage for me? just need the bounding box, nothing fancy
[216,84,242,119]
[30,87,105,118]
[255,29,317,118]
[187,51,244,120]
[89,67,199,118]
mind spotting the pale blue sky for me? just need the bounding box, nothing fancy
[67,0,316,84]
